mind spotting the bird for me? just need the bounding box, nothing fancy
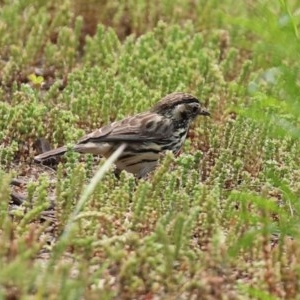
[34,92,210,178]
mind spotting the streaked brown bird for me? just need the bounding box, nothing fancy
[34,92,210,178]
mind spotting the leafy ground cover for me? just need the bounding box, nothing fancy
[0,0,300,299]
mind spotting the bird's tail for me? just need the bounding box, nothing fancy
[34,146,68,162]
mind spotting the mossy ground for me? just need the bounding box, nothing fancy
[1,1,300,299]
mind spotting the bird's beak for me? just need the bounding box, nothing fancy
[199,107,210,116]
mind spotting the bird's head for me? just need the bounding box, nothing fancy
[151,92,210,123]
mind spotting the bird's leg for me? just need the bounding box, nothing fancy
[113,168,122,179]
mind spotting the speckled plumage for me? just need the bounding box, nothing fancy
[34,92,210,177]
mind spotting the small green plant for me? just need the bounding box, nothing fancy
[27,73,44,88]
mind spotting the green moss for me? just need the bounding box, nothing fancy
[1,0,300,298]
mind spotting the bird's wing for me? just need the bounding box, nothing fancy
[77,113,174,144]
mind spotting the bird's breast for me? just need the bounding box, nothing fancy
[172,127,189,154]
